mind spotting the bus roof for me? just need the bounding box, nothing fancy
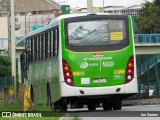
[26,13,111,38]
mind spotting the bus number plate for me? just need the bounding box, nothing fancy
[93,78,106,83]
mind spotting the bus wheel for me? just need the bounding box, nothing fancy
[47,91,51,107]
[59,102,67,112]
[53,102,59,112]
[53,101,67,112]
[60,105,67,112]
[30,86,34,106]
[76,104,83,109]
[102,101,112,111]
[87,103,96,111]
[112,98,122,110]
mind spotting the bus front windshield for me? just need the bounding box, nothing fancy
[67,20,126,46]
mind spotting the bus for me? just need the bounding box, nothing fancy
[21,13,138,111]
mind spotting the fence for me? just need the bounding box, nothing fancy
[0,37,24,49]
[137,54,160,76]
[135,34,160,44]
[0,76,13,92]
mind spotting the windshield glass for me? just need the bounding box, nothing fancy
[68,20,126,46]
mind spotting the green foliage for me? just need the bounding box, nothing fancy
[0,56,11,77]
[0,103,19,111]
[135,0,160,33]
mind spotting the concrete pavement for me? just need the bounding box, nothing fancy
[123,97,160,106]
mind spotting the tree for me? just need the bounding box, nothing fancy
[135,0,160,33]
[0,56,11,77]
[155,0,160,5]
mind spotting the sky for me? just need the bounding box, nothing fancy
[53,0,154,9]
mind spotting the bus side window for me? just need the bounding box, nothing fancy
[45,33,48,58]
[34,37,37,62]
[28,39,31,63]
[41,34,44,60]
[38,35,41,61]
[50,31,54,57]
[56,28,59,55]
[26,39,30,63]
[55,28,59,56]
[43,34,46,60]
[49,31,52,58]
[31,38,34,62]
[53,29,56,56]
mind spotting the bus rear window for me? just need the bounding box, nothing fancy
[67,20,126,46]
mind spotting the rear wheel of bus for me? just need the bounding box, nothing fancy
[112,97,122,110]
[87,102,97,111]
[102,99,112,111]
[54,99,68,112]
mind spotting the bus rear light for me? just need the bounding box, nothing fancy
[125,56,134,83]
[65,72,71,77]
[62,59,74,86]
[64,66,69,71]
[127,75,132,80]
[127,69,132,74]
[127,63,133,68]
[67,78,72,83]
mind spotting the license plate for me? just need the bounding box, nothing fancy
[93,78,106,83]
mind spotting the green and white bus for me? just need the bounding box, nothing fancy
[22,13,138,111]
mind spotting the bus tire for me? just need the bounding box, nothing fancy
[76,104,83,109]
[30,85,34,106]
[112,98,122,110]
[87,103,96,111]
[59,101,67,112]
[102,101,112,111]
[53,102,59,112]
[47,85,51,107]
[60,105,67,112]
[54,99,67,112]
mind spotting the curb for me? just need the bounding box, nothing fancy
[122,98,160,106]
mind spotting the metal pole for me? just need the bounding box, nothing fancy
[138,55,141,96]
[10,0,16,102]
[147,55,150,97]
[7,6,11,56]
[20,5,29,35]
[103,0,104,12]
[87,0,93,13]
[25,13,26,35]
[18,58,22,83]
[155,54,159,96]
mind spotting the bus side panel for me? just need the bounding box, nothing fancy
[59,20,76,97]
[50,58,61,103]
[125,16,138,94]
[47,58,61,103]
[28,58,61,105]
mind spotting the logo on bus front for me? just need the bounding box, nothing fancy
[102,61,115,67]
[80,62,88,69]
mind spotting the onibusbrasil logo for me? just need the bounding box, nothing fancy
[80,62,88,68]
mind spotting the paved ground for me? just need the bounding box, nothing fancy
[63,104,160,120]
[123,97,160,106]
